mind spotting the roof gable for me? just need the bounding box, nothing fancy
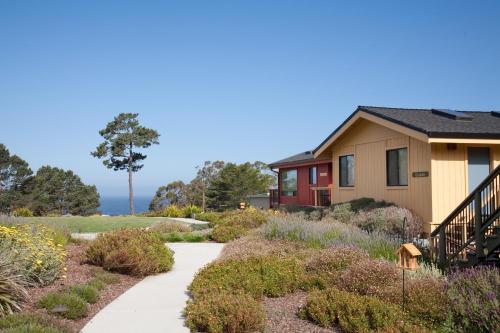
[314,106,500,157]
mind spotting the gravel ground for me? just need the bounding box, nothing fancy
[23,242,142,332]
[262,292,339,333]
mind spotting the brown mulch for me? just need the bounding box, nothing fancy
[262,292,338,333]
[22,242,142,332]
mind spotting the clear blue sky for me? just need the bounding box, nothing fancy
[1,1,499,197]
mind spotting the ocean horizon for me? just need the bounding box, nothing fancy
[99,196,151,215]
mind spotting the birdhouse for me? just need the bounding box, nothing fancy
[397,243,422,270]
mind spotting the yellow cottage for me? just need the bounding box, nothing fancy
[313,106,500,235]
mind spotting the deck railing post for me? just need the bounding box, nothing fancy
[474,191,485,259]
[438,227,446,265]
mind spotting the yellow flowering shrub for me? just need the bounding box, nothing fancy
[0,225,66,286]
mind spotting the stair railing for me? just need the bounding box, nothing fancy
[431,164,500,266]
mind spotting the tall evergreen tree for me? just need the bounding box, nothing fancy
[91,113,159,214]
[29,166,100,216]
[0,144,33,213]
[207,162,275,210]
[149,180,188,211]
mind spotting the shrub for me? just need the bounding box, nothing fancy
[447,266,500,333]
[37,292,88,320]
[0,225,65,286]
[299,288,402,332]
[196,212,222,224]
[263,215,398,260]
[407,261,444,280]
[330,203,354,223]
[87,278,106,291]
[220,209,269,228]
[0,251,28,317]
[12,208,33,217]
[85,229,174,276]
[211,224,245,243]
[406,277,450,329]
[348,197,392,212]
[162,205,183,217]
[149,220,191,233]
[351,206,423,238]
[189,256,304,300]
[66,284,99,304]
[339,259,400,299]
[219,236,307,261]
[91,270,121,284]
[182,205,202,218]
[302,246,369,289]
[157,232,209,243]
[0,313,69,333]
[185,291,266,333]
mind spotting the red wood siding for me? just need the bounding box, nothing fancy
[277,161,332,206]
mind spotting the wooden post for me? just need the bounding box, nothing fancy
[439,228,446,265]
[474,191,485,259]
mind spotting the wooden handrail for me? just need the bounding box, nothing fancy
[431,164,500,266]
[431,164,500,237]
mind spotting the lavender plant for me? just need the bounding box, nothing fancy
[262,215,398,261]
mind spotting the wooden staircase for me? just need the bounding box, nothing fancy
[431,164,500,268]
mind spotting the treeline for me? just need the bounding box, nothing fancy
[0,144,100,216]
[150,161,276,211]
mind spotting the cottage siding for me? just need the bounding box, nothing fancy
[431,143,500,231]
[330,119,432,232]
[278,162,332,206]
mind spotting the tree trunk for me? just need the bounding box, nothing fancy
[128,156,135,215]
[202,187,206,212]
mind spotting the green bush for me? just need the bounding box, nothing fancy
[263,215,398,261]
[11,208,33,217]
[348,197,392,212]
[299,288,402,332]
[158,232,208,243]
[87,278,106,291]
[330,203,354,223]
[196,212,222,224]
[37,292,88,320]
[92,270,121,284]
[0,313,69,333]
[0,251,28,317]
[149,220,191,233]
[211,224,245,243]
[185,291,266,333]
[85,229,174,276]
[208,208,269,242]
[0,225,65,286]
[189,256,304,300]
[162,205,183,217]
[406,277,450,329]
[447,266,499,333]
[182,205,202,218]
[302,246,368,289]
[66,284,99,304]
[339,259,400,299]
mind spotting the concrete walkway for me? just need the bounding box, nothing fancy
[169,217,209,225]
[81,243,224,333]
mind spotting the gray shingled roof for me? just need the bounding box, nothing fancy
[314,106,500,153]
[268,150,315,168]
[360,106,500,138]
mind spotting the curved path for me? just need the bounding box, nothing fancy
[81,243,224,333]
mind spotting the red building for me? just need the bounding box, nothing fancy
[268,151,332,208]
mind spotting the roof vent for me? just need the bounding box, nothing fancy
[431,109,473,121]
[305,151,312,155]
